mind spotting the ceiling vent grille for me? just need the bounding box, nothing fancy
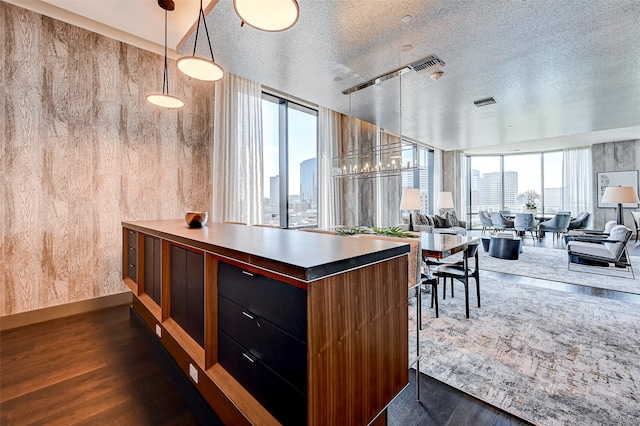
[473,97,497,107]
[342,54,445,95]
[409,55,445,74]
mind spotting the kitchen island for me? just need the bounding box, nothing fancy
[122,219,410,425]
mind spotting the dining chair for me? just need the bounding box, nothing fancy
[490,212,515,232]
[514,213,539,239]
[538,212,571,241]
[478,210,494,234]
[568,212,590,230]
[432,242,480,319]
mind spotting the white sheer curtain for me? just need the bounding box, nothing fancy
[563,147,592,214]
[432,147,443,214]
[318,107,341,228]
[458,150,467,221]
[212,74,263,225]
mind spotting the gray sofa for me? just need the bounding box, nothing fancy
[401,211,467,235]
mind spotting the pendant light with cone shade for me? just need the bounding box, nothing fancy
[177,0,224,81]
[146,0,185,109]
[234,0,299,32]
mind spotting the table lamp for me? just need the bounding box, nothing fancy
[400,188,421,231]
[601,186,640,225]
[436,191,454,214]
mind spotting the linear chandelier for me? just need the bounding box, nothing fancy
[146,0,185,109]
[177,0,224,81]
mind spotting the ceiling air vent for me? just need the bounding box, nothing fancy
[409,55,445,74]
[474,97,497,107]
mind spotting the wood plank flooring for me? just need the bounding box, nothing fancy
[0,306,201,426]
[1,304,530,426]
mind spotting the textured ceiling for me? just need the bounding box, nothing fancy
[16,0,640,153]
[180,0,640,152]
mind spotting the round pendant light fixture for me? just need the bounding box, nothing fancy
[177,0,224,81]
[146,93,185,108]
[234,0,299,32]
[147,0,185,109]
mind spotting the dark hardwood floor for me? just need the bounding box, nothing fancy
[1,304,531,426]
[0,305,201,426]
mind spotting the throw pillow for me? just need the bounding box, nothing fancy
[446,211,461,227]
[424,214,435,227]
[433,215,451,228]
[414,213,429,226]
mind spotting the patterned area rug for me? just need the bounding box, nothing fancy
[477,245,640,294]
[410,276,640,425]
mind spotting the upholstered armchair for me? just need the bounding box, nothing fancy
[631,211,640,242]
[566,225,634,278]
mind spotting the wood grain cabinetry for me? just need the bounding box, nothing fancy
[143,236,162,306]
[122,220,409,425]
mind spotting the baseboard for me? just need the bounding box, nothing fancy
[0,292,133,331]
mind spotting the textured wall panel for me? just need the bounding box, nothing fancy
[591,140,640,230]
[1,3,214,316]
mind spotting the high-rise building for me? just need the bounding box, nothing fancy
[300,158,317,207]
[269,175,279,205]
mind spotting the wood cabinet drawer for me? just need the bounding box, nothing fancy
[218,330,307,426]
[218,295,306,393]
[217,262,307,342]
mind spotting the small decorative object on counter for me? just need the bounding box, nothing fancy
[185,211,208,228]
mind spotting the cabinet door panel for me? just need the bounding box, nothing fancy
[186,250,204,347]
[144,236,161,306]
[170,245,188,335]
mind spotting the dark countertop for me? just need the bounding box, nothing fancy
[122,220,409,282]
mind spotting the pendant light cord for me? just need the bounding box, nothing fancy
[163,8,169,95]
[192,0,216,62]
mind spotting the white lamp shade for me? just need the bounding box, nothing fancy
[177,57,224,81]
[601,186,640,205]
[146,93,185,109]
[436,191,454,209]
[400,188,421,210]
[234,0,299,32]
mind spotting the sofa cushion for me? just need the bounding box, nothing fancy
[433,215,451,228]
[568,240,616,260]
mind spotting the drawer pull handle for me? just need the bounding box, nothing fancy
[242,311,255,320]
[242,353,256,363]
[241,270,254,277]
[129,247,135,251]
[129,264,135,268]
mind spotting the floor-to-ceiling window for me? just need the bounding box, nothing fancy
[466,149,590,228]
[543,151,563,213]
[262,93,318,228]
[468,156,501,228]
[504,154,542,212]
